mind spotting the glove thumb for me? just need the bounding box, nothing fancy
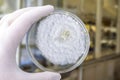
[22,71,61,80]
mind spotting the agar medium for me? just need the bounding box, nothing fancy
[26,10,90,73]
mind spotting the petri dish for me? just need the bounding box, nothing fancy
[26,10,90,73]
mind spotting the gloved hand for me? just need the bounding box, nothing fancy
[0,5,61,80]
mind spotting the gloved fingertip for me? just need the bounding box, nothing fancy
[45,5,54,11]
[44,71,61,80]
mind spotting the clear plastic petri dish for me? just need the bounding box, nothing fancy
[26,10,90,73]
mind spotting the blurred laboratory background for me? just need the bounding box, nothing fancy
[0,0,120,80]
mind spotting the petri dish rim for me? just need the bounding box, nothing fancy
[26,10,90,73]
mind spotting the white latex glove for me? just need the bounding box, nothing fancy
[0,5,61,80]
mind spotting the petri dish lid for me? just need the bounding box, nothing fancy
[26,10,90,73]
